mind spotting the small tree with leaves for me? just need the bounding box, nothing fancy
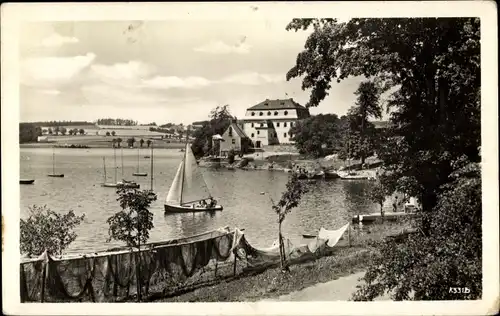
[140,138,145,147]
[271,173,308,271]
[79,128,85,135]
[111,130,116,136]
[368,180,389,222]
[20,205,85,257]
[127,137,136,148]
[146,139,152,148]
[106,188,157,301]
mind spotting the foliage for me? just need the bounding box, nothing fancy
[105,131,111,136]
[20,205,85,257]
[127,137,136,148]
[191,105,233,158]
[368,180,389,218]
[146,139,152,147]
[271,173,308,270]
[79,128,85,135]
[336,111,379,162]
[96,118,138,126]
[106,188,157,248]
[288,18,481,299]
[19,123,42,143]
[140,138,145,147]
[111,131,116,136]
[289,114,343,158]
[60,127,67,135]
[352,161,481,300]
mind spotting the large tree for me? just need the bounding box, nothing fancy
[286,18,481,300]
[191,105,233,158]
[289,113,343,158]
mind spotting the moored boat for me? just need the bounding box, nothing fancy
[352,211,417,224]
[47,147,64,178]
[20,179,35,185]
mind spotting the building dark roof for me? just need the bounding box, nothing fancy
[229,121,249,138]
[247,98,306,111]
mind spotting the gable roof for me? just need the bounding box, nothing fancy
[228,121,249,139]
[247,98,306,111]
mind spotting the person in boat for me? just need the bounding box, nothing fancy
[200,200,207,208]
[208,197,216,208]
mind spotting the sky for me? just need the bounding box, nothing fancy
[19,19,366,125]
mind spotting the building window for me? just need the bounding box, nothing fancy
[251,133,254,137]
[251,123,254,127]
[232,139,236,144]
[290,122,294,127]
[284,133,287,138]
[259,112,263,116]
[276,122,280,127]
[284,122,287,127]
[274,132,277,137]
[261,123,265,127]
[274,111,279,116]
[267,111,271,115]
[284,111,288,116]
[257,131,260,135]
[251,112,255,116]
[228,127,232,137]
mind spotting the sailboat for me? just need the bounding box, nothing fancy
[101,156,117,187]
[119,147,140,188]
[101,148,140,188]
[47,147,64,177]
[164,142,223,213]
[133,147,148,177]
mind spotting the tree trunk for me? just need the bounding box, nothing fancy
[278,222,284,270]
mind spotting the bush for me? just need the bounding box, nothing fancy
[20,205,85,257]
[228,149,236,164]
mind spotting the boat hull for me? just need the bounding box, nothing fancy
[20,179,35,185]
[132,173,148,177]
[164,204,223,213]
[48,174,65,178]
[352,212,417,224]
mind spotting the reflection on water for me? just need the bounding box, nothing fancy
[20,147,379,254]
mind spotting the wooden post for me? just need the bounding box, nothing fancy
[348,224,352,247]
[233,252,238,276]
[214,260,218,278]
[40,250,48,303]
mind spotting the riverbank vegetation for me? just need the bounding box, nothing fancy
[191,105,234,158]
[19,123,42,143]
[286,17,481,300]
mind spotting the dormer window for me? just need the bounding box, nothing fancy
[267,111,271,115]
[274,111,278,116]
[228,127,233,137]
[284,111,288,116]
[259,112,263,116]
[264,102,269,106]
[284,122,287,128]
[251,112,255,116]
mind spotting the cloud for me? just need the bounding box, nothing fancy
[40,33,79,48]
[194,40,251,54]
[21,53,96,87]
[141,76,211,90]
[38,89,61,95]
[91,61,156,82]
[220,72,284,85]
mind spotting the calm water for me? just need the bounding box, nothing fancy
[20,148,379,254]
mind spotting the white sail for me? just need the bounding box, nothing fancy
[181,144,212,204]
[166,160,184,205]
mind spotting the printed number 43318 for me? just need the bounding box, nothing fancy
[449,287,470,294]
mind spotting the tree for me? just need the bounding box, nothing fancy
[116,138,122,148]
[191,105,233,158]
[54,126,60,135]
[353,160,481,300]
[270,173,308,271]
[368,180,389,221]
[287,18,481,299]
[60,127,67,135]
[336,110,379,163]
[289,114,343,158]
[106,131,111,136]
[68,129,74,136]
[351,81,383,164]
[111,131,116,136]
[127,137,136,148]
[111,138,116,148]
[106,188,157,301]
[140,138,145,147]
[19,123,42,143]
[48,128,53,135]
[20,205,85,257]
[79,128,85,135]
[146,139,152,148]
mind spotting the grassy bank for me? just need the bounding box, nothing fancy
[20,139,186,150]
[148,219,414,302]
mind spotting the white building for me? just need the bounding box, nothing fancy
[242,98,310,148]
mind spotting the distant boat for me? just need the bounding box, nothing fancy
[47,147,64,178]
[101,149,140,188]
[132,147,148,177]
[20,179,35,185]
[164,142,223,213]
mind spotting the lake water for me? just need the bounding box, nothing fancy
[20,147,379,255]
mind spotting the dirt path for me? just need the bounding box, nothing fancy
[263,272,391,301]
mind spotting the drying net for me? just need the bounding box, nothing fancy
[20,228,235,302]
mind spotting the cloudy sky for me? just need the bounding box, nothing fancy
[20,19,365,124]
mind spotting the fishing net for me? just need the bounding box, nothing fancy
[20,229,235,302]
